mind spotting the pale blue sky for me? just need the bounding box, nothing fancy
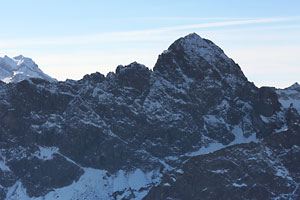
[1,0,300,88]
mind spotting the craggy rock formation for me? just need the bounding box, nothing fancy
[0,33,299,199]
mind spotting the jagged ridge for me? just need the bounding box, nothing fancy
[0,33,299,200]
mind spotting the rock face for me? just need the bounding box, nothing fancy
[145,110,300,200]
[0,33,299,199]
[0,55,56,83]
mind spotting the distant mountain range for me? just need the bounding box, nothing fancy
[0,55,56,83]
[0,33,299,200]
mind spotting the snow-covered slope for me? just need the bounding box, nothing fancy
[0,55,56,83]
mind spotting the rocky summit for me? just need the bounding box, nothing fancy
[0,33,299,200]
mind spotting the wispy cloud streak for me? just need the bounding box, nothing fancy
[0,17,299,48]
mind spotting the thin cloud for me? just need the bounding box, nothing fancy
[154,17,300,31]
[0,17,299,48]
[111,17,253,21]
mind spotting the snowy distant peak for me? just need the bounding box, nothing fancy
[0,55,56,83]
[13,55,37,68]
[0,55,35,69]
[1,55,17,69]
[286,82,300,90]
[13,55,25,60]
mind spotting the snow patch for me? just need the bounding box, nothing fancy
[186,141,225,157]
[6,167,161,200]
[260,115,270,123]
[0,160,10,171]
[43,168,161,200]
[274,166,293,181]
[211,169,228,174]
[0,153,10,172]
[232,183,247,187]
[32,146,58,161]
[231,125,258,145]
[175,169,184,174]
[275,125,288,133]
[5,181,30,200]
[186,124,258,157]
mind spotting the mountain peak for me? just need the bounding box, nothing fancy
[0,55,36,69]
[154,33,235,73]
[154,33,246,87]
[176,32,206,45]
[177,32,204,43]
[13,55,37,68]
[167,33,232,66]
[1,55,17,68]
[116,62,148,74]
[287,82,300,90]
[0,55,56,83]
[13,54,25,60]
